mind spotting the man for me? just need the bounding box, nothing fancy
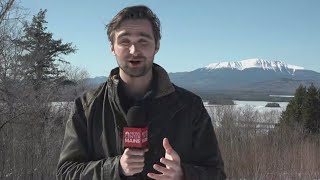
[56,5,225,180]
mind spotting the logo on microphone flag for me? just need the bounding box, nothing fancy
[123,127,148,148]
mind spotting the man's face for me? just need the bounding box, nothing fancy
[111,19,159,77]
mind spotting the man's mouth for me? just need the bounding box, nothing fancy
[129,60,142,65]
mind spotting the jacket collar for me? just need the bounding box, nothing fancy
[107,63,175,99]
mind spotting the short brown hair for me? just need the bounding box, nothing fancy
[106,5,161,46]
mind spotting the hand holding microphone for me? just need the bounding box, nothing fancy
[120,106,149,176]
[120,106,183,179]
[120,148,148,176]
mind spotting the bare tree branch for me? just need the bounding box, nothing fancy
[0,0,15,25]
[0,120,9,130]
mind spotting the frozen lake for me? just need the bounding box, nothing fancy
[50,100,289,125]
[204,100,289,112]
[233,100,289,112]
[204,100,290,125]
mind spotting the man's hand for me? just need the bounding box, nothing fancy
[120,148,148,176]
[147,138,184,180]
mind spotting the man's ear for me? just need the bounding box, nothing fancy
[110,42,115,55]
[155,41,160,54]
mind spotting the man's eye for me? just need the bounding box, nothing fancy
[119,40,130,45]
[139,40,149,45]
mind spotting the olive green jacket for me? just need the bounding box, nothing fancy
[56,64,226,180]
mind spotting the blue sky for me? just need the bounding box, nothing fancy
[21,0,320,77]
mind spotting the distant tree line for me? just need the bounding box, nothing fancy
[265,102,280,107]
[193,89,293,103]
[280,84,320,134]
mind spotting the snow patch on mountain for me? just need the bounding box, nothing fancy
[205,59,304,74]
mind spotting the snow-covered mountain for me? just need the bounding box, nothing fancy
[86,58,320,96]
[169,59,320,95]
[204,59,304,75]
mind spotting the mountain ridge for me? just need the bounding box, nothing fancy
[85,59,320,97]
[169,59,320,96]
[204,59,304,75]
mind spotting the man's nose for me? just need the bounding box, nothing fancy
[129,44,139,55]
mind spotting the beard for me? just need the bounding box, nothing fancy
[117,55,154,77]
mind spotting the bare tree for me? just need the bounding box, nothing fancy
[0,4,77,179]
[0,0,23,132]
[0,1,28,179]
[0,0,15,24]
[62,64,89,83]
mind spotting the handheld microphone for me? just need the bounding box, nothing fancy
[123,106,148,148]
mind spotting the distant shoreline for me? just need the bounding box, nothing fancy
[269,95,294,98]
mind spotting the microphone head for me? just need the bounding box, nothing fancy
[127,106,147,127]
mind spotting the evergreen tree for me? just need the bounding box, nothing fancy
[15,9,76,89]
[302,84,320,134]
[280,84,320,134]
[280,84,306,129]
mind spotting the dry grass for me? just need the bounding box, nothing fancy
[213,106,320,179]
[1,103,319,179]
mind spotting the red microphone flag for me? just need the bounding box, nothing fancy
[123,127,148,148]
